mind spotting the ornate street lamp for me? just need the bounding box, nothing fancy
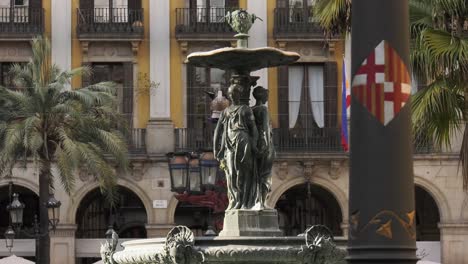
[166,152,190,193]
[199,150,219,191]
[4,226,15,252]
[7,193,24,228]
[46,194,62,230]
[4,186,62,252]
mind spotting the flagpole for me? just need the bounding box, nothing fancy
[348,0,417,263]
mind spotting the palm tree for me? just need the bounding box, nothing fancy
[0,36,129,263]
[315,0,468,188]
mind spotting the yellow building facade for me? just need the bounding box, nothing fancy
[0,1,466,263]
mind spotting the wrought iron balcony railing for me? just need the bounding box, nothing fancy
[175,7,236,40]
[273,127,343,153]
[273,7,324,40]
[0,7,44,38]
[175,127,438,155]
[77,8,144,40]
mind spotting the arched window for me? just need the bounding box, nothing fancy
[75,187,147,239]
[415,186,440,241]
[275,183,343,236]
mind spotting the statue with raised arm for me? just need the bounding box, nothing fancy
[214,83,258,210]
[251,86,275,210]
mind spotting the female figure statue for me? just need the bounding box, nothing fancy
[214,84,258,210]
[251,86,275,210]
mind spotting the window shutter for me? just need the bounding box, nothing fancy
[323,61,337,128]
[29,0,42,8]
[122,62,134,127]
[128,0,141,10]
[80,0,94,9]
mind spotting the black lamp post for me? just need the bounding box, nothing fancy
[4,188,61,256]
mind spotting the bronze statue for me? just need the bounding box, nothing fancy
[214,83,258,210]
[251,86,275,210]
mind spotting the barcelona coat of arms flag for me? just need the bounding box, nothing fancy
[352,40,411,126]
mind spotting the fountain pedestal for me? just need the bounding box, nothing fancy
[219,209,282,237]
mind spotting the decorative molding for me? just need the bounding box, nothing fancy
[81,41,89,60]
[277,41,287,50]
[328,160,342,180]
[303,161,315,180]
[278,162,288,180]
[328,42,336,57]
[180,41,188,55]
[131,41,140,63]
[130,162,146,182]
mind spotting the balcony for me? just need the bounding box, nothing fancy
[77,8,144,40]
[175,126,441,155]
[273,7,324,40]
[175,127,343,153]
[0,7,44,39]
[175,7,236,40]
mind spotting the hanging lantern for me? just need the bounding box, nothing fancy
[199,150,219,190]
[7,193,24,227]
[46,194,62,230]
[4,226,15,252]
[166,152,190,193]
[188,153,202,194]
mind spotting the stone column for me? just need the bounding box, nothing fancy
[51,0,71,74]
[439,222,468,263]
[49,224,76,264]
[147,0,174,154]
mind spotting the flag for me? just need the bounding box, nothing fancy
[341,57,350,151]
[352,40,411,125]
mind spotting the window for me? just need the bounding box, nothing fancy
[277,62,338,151]
[186,65,231,149]
[87,62,134,126]
[94,0,128,23]
[287,64,324,129]
[190,0,238,23]
[277,0,317,23]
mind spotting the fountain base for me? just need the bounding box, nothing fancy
[219,209,283,237]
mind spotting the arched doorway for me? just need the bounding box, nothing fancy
[275,183,343,236]
[415,186,440,241]
[0,184,38,260]
[75,186,148,239]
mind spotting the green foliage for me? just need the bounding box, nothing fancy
[0,36,129,202]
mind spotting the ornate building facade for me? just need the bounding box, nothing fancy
[0,0,465,263]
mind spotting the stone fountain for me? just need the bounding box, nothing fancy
[100,9,347,264]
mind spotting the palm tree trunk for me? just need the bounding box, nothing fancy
[38,161,50,264]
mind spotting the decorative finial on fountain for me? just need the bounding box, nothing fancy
[225,9,263,48]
